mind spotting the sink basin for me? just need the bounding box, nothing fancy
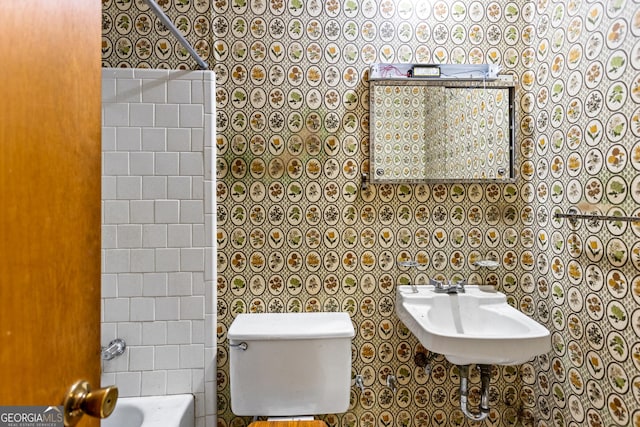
[396,285,551,365]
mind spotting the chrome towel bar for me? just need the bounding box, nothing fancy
[554,211,640,223]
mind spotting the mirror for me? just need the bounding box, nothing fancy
[369,78,516,183]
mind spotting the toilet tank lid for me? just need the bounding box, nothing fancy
[228,312,355,340]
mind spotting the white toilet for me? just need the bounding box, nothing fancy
[228,312,355,426]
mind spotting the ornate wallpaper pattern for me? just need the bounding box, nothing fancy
[102,0,640,426]
[101,0,211,69]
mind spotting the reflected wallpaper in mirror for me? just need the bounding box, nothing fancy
[370,81,515,183]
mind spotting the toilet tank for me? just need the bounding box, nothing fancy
[228,312,355,417]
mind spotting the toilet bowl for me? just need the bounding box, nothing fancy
[228,312,355,425]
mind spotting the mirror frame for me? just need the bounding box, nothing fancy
[369,78,517,184]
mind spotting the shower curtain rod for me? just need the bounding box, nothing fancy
[143,0,209,70]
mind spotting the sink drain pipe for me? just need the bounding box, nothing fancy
[458,364,491,421]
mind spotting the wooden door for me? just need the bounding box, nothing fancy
[0,2,102,426]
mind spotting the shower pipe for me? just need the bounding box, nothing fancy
[142,0,209,70]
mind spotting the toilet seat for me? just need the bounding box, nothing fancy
[249,421,327,427]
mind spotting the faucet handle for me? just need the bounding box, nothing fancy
[429,278,444,289]
[454,279,467,292]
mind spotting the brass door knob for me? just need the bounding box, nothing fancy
[63,380,118,427]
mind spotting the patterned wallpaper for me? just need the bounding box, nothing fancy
[102,1,640,426]
[101,0,211,69]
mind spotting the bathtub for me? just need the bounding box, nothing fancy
[102,394,194,427]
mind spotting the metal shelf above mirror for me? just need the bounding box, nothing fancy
[369,63,517,184]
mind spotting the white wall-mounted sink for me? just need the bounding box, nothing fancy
[396,285,551,365]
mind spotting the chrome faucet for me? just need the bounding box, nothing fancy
[398,260,424,293]
[386,375,398,393]
[101,338,126,360]
[431,278,466,294]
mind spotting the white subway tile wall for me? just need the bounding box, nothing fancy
[101,68,216,427]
